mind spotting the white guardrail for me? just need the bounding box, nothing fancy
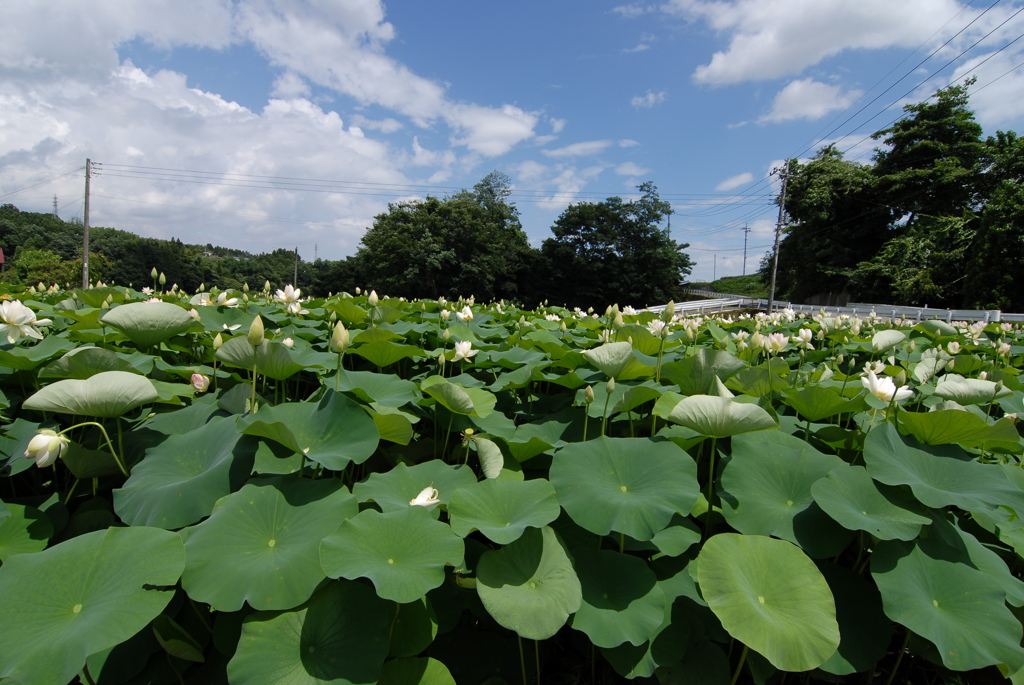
[646,289,1024,324]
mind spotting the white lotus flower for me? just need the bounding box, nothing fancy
[791,328,814,350]
[188,308,201,322]
[647,319,668,338]
[410,485,440,508]
[191,373,210,393]
[24,429,69,468]
[367,290,379,306]
[545,314,560,322]
[282,337,294,347]
[141,287,153,295]
[863,360,886,375]
[222,323,241,332]
[286,301,309,316]
[766,332,788,354]
[622,306,637,316]
[861,370,913,402]
[275,285,301,304]
[455,306,473,322]
[216,292,239,307]
[452,340,478,362]
[0,300,52,344]
[440,309,451,321]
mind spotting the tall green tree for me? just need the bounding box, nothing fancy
[355,172,536,302]
[539,182,692,309]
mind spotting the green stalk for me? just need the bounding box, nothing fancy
[534,639,542,685]
[517,635,528,685]
[885,629,913,685]
[250,346,259,414]
[655,336,666,382]
[730,644,749,685]
[60,421,128,477]
[705,436,719,539]
[601,387,613,437]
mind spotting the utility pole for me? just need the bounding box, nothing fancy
[766,161,790,313]
[82,159,91,288]
[713,254,717,282]
[741,225,751,276]
[314,243,318,261]
[52,195,59,219]
[293,247,298,287]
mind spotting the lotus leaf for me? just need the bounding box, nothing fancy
[101,301,198,348]
[448,478,560,544]
[24,370,158,417]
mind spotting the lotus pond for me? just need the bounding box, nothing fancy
[1,283,1024,685]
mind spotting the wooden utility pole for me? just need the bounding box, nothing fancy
[742,225,751,276]
[766,162,790,313]
[293,247,298,286]
[82,159,91,288]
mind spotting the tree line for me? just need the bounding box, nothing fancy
[765,79,1024,311]
[0,173,692,309]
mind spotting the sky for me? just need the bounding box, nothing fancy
[2,0,1024,283]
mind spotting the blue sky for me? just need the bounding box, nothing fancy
[3,0,1024,284]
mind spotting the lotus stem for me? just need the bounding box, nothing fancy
[517,635,527,685]
[61,421,128,477]
[534,639,542,685]
[388,602,400,643]
[885,629,913,685]
[189,597,213,635]
[64,478,79,505]
[601,387,612,437]
[655,337,666,382]
[730,644,749,685]
[83,663,97,685]
[705,436,718,539]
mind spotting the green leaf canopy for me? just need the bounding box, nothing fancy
[549,437,700,541]
[447,478,561,545]
[24,370,158,417]
[101,301,198,348]
[0,526,185,685]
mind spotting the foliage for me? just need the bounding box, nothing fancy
[539,182,693,309]
[1,283,1023,684]
[691,275,769,298]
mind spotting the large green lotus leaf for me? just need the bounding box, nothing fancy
[333,369,419,407]
[600,598,698,680]
[388,596,438,658]
[143,394,227,436]
[101,301,198,348]
[0,503,52,561]
[352,341,424,369]
[320,507,464,604]
[227,580,389,685]
[660,348,745,396]
[864,423,1024,513]
[816,562,893,676]
[38,346,136,379]
[237,390,379,470]
[549,437,699,541]
[421,377,496,418]
[915,320,959,339]
[697,533,840,672]
[871,538,1024,672]
[114,417,257,529]
[781,386,867,422]
[448,478,560,545]
[570,548,666,648]
[582,341,634,378]
[475,526,582,640]
[612,383,665,415]
[216,337,305,380]
[353,461,477,513]
[183,477,356,611]
[650,514,701,557]
[667,395,777,438]
[0,334,76,370]
[934,376,1012,405]
[378,658,455,685]
[720,431,853,558]
[872,329,906,352]
[725,365,789,397]
[0,526,184,685]
[810,465,930,541]
[899,411,1021,451]
[24,370,158,417]
[365,405,414,445]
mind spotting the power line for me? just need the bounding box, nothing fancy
[0,167,84,200]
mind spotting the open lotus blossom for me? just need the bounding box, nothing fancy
[997,341,1012,356]
[766,332,789,354]
[647,319,668,338]
[452,340,478,362]
[861,370,913,403]
[455,306,473,322]
[275,285,301,304]
[286,301,309,316]
[440,309,451,321]
[282,337,294,347]
[141,287,153,295]
[947,341,961,355]
[863,360,886,375]
[749,331,765,350]
[410,485,441,508]
[222,323,241,332]
[0,300,52,344]
[191,373,210,393]
[791,328,814,350]
[621,306,637,316]
[545,314,560,322]
[24,429,69,468]
[215,292,239,307]
[188,308,201,322]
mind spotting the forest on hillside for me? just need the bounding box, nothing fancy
[0,174,692,310]
[766,79,1024,311]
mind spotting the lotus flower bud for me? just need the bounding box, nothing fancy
[663,300,675,323]
[613,312,624,330]
[331,323,350,353]
[607,378,615,394]
[560,321,566,332]
[198,283,205,292]
[355,286,361,295]
[191,373,210,393]
[368,290,379,306]
[443,329,451,341]
[247,316,265,346]
[264,280,271,292]
[213,332,224,349]
[151,267,158,279]
[243,283,249,293]
[584,385,595,405]
[159,272,166,286]
[24,429,69,468]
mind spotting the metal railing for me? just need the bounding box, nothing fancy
[646,289,1024,323]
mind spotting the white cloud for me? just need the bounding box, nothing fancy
[663,0,966,85]
[619,139,640,147]
[715,172,753,191]
[760,79,863,123]
[613,4,655,17]
[550,117,566,133]
[616,162,651,176]
[533,135,558,145]
[541,140,614,158]
[631,89,668,108]
[510,161,606,210]
[625,43,651,53]
[350,114,403,133]
[271,71,311,99]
